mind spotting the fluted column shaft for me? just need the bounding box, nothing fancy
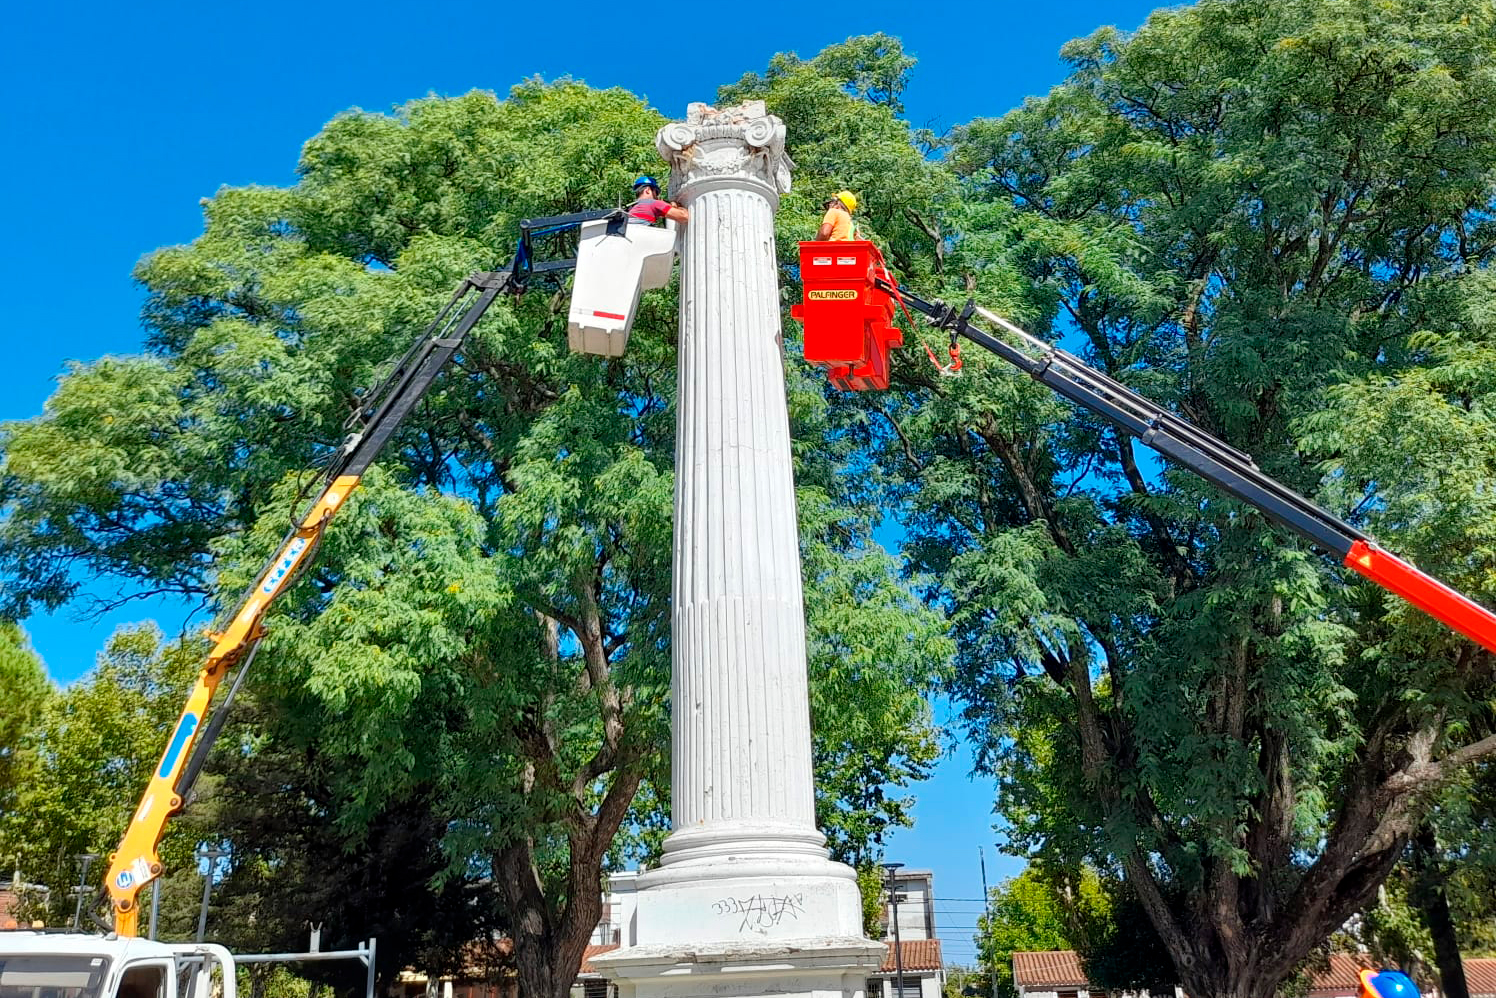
[670,183,816,832]
[591,104,875,966]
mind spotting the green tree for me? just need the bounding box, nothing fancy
[806,536,948,866]
[0,72,948,997]
[1076,881,1180,997]
[208,733,509,993]
[1306,267,1496,998]
[0,623,51,822]
[976,868,1108,998]
[942,966,984,998]
[856,863,887,940]
[854,3,1496,997]
[1430,763,1496,957]
[0,624,199,925]
[1346,762,1496,998]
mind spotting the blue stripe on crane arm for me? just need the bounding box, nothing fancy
[158,712,201,779]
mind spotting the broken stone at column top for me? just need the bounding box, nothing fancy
[656,100,795,206]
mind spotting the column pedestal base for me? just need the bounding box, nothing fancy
[628,823,866,944]
[593,937,885,998]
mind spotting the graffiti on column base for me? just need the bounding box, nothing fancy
[711,893,806,934]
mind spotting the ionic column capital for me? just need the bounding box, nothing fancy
[656,101,795,207]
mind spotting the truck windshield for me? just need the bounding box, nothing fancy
[0,956,112,998]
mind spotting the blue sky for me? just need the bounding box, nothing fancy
[1,0,1166,962]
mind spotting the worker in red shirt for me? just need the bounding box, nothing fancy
[627,176,688,225]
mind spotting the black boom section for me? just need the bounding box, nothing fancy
[332,208,628,478]
[338,274,511,478]
[882,282,1369,558]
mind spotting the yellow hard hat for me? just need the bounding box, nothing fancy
[834,191,858,212]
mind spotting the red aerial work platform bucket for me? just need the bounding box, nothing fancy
[791,240,903,390]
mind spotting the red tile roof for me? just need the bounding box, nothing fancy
[1012,951,1089,988]
[1306,953,1375,997]
[1464,959,1496,998]
[580,944,619,975]
[880,940,943,973]
[1009,950,1496,997]
[1300,955,1496,998]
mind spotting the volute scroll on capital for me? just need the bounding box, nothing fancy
[656,100,795,205]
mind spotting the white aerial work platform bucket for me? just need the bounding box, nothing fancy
[567,215,678,357]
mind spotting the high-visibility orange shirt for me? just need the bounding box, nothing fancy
[821,206,854,241]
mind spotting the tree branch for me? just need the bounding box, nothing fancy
[1115,433,1195,589]
[873,404,926,473]
[1384,731,1496,795]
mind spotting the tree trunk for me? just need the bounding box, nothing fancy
[495,840,559,998]
[1412,823,1469,998]
[247,965,272,998]
[493,819,624,998]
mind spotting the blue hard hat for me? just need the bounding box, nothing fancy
[633,175,659,191]
[1359,970,1419,998]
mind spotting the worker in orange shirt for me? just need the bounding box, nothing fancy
[816,191,858,240]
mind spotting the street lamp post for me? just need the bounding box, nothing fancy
[70,853,99,930]
[149,879,161,940]
[196,845,229,942]
[979,847,997,998]
[882,863,907,998]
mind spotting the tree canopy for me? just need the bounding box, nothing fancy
[0,624,50,820]
[0,69,948,998]
[0,625,200,927]
[853,2,1496,995]
[4,8,1496,998]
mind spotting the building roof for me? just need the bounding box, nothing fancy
[877,939,943,973]
[1012,951,1089,988]
[1010,950,1496,997]
[1297,954,1496,998]
[1305,953,1376,998]
[580,943,619,975]
[1468,958,1496,998]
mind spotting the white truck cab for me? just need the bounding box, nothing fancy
[0,932,236,998]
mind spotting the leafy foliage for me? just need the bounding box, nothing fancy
[1076,880,1179,995]
[975,868,1094,998]
[844,3,1496,996]
[0,624,50,817]
[0,625,199,926]
[0,65,948,996]
[857,863,887,940]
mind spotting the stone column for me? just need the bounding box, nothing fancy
[592,100,883,998]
